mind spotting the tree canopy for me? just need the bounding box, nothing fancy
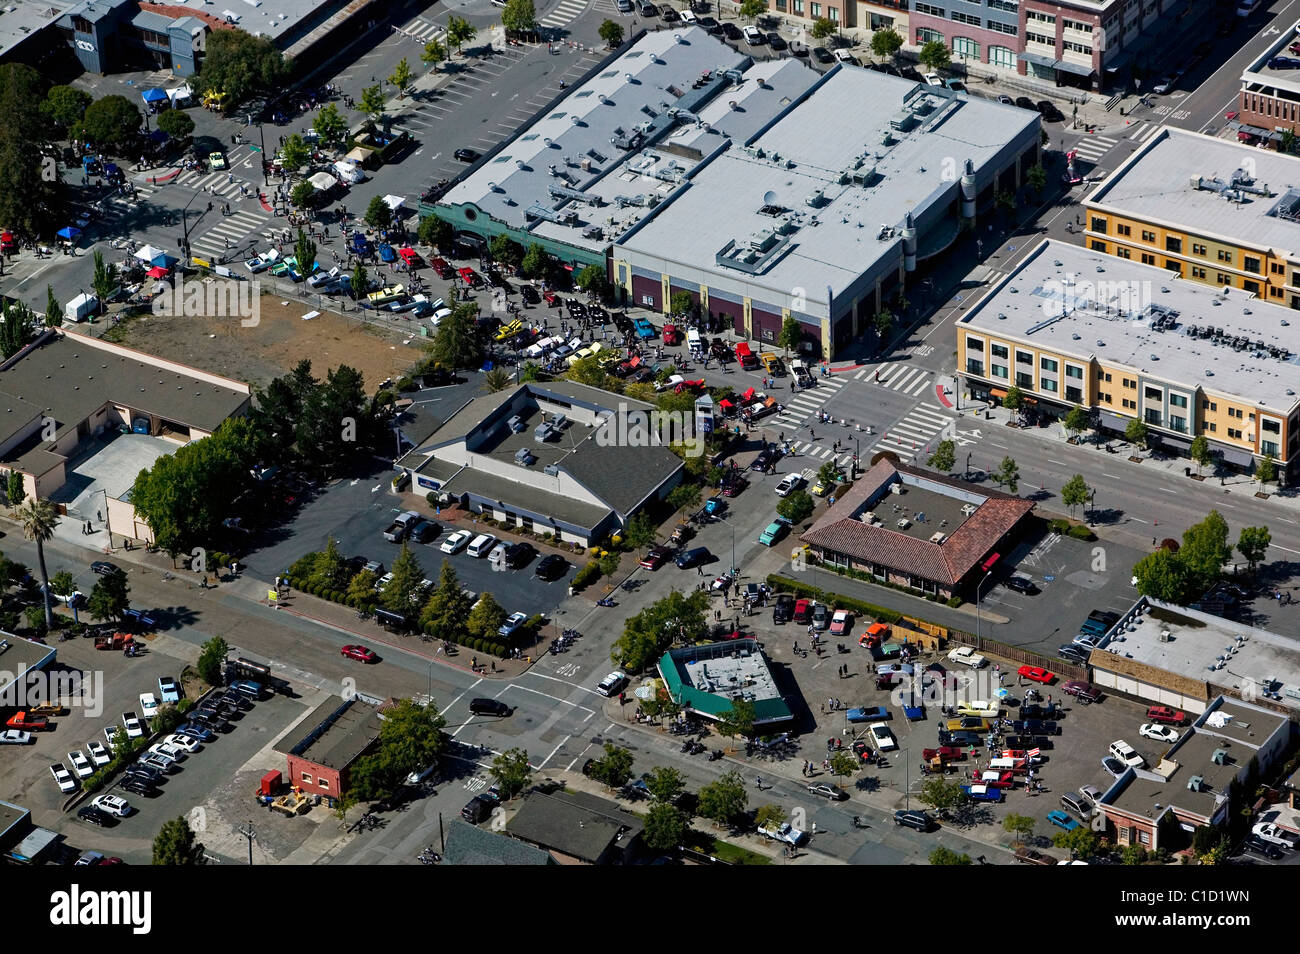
[611,589,710,671]
[193,30,290,109]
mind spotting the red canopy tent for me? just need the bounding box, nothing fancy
[146,265,169,278]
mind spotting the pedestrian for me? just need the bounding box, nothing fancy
[1153,536,1157,546]
[810,428,815,440]
[697,565,704,576]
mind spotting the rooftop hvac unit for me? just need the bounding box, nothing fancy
[1158,630,1171,642]
[889,482,904,495]
[1211,749,1228,765]
[961,504,977,516]
[929,532,947,544]
[1187,775,1205,792]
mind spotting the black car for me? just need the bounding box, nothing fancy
[124,763,162,784]
[938,730,983,746]
[1014,96,1036,111]
[1004,734,1054,750]
[812,46,834,64]
[751,444,779,472]
[894,810,934,832]
[1004,575,1039,595]
[461,793,498,823]
[1241,836,1284,860]
[77,806,113,827]
[1017,703,1057,720]
[521,284,541,305]
[767,32,787,51]
[535,554,568,580]
[119,776,157,796]
[675,546,711,569]
[698,15,721,33]
[453,147,481,163]
[721,21,741,40]
[661,6,679,21]
[1035,100,1065,123]
[639,0,658,15]
[91,561,124,577]
[468,697,512,717]
[1057,644,1090,664]
[898,66,924,82]
[1011,719,1059,736]
[220,691,253,712]
[505,542,536,568]
[773,593,795,624]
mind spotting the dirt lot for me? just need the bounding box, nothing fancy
[105,293,431,390]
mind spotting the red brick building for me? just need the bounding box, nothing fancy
[800,458,1034,600]
[274,695,383,806]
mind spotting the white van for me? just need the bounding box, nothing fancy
[467,533,498,558]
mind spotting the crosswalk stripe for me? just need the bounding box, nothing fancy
[906,376,932,396]
[890,368,922,391]
[909,407,955,425]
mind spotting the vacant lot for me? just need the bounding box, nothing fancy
[106,293,431,390]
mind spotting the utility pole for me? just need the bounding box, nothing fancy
[236,819,258,865]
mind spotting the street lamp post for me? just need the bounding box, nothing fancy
[975,569,994,650]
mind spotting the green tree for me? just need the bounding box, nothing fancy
[42,85,92,133]
[927,439,955,473]
[152,816,206,865]
[466,590,508,639]
[521,243,552,280]
[419,559,473,640]
[929,846,973,865]
[666,482,701,513]
[16,498,58,629]
[1052,826,1101,860]
[0,65,58,238]
[669,291,693,317]
[90,251,117,316]
[992,456,1020,494]
[598,19,625,48]
[155,108,195,140]
[381,543,426,613]
[623,512,658,549]
[1132,547,1190,602]
[432,302,484,376]
[870,27,903,63]
[1003,813,1036,844]
[917,776,968,817]
[500,0,539,31]
[483,367,512,393]
[738,0,766,19]
[196,636,228,686]
[754,803,787,830]
[1236,526,1271,573]
[1120,843,1149,865]
[490,747,532,798]
[312,103,347,146]
[874,309,894,342]
[519,361,542,383]
[365,194,394,230]
[350,262,369,300]
[280,133,311,171]
[611,589,710,671]
[1060,474,1090,519]
[829,750,857,780]
[1026,163,1048,194]
[810,16,836,39]
[716,698,757,747]
[490,234,524,269]
[1180,510,1231,592]
[919,39,951,72]
[697,769,748,827]
[1196,834,1230,866]
[644,766,686,804]
[1063,406,1091,442]
[43,286,62,328]
[446,15,477,55]
[643,802,688,852]
[294,229,317,280]
[817,460,840,489]
[1189,435,1213,477]
[389,58,414,98]
[590,742,636,789]
[1256,453,1277,491]
[779,316,803,356]
[349,699,448,799]
[418,214,454,251]
[421,38,448,73]
[78,95,141,152]
[347,569,378,608]
[6,471,25,507]
[309,537,350,591]
[1282,128,1298,156]
[1124,417,1149,450]
[357,84,386,124]
[50,570,75,600]
[575,263,607,299]
[1002,384,1025,411]
[566,354,612,390]
[87,570,129,622]
[193,29,288,110]
[777,489,814,523]
[289,180,316,209]
[0,300,36,357]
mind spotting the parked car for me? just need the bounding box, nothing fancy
[640,546,671,570]
[807,782,847,801]
[893,810,934,831]
[675,546,711,569]
[535,554,568,580]
[775,473,803,497]
[1146,705,1186,725]
[773,594,795,623]
[1109,739,1145,768]
[138,693,159,718]
[596,670,628,697]
[812,603,830,631]
[341,644,377,663]
[1046,809,1081,831]
[869,723,897,751]
[1057,644,1090,664]
[158,676,181,704]
[91,561,123,577]
[498,612,528,638]
[1241,835,1284,860]
[1140,723,1180,744]
[829,609,851,635]
[453,147,480,163]
[77,806,113,827]
[92,794,131,817]
[86,740,110,766]
[1101,755,1127,778]
[1251,822,1298,849]
[121,712,143,739]
[1017,665,1055,684]
[1004,575,1039,594]
[0,729,31,744]
[50,762,77,793]
[1036,100,1065,122]
[961,784,1004,803]
[441,529,472,554]
[812,46,835,64]
[1062,680,1100,703]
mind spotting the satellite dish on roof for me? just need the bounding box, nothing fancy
[763,190,778,205]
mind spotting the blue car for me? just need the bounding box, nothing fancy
[634,317,656,339]
[961,784,1004,803]
[1046,809,1081,832]
[377,243,396,263]
[349,234,371,257]
[175,723,214,743]
[846,706,890,723]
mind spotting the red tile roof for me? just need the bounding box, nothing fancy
[800,459,1034,586]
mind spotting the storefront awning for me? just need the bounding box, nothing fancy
[1054,59,1095,77]
[1159,432,1192,452]
[1097,409,1129,431]
[1217,445,1255,468]
[1020,51,1056,70]
[989,387,1008,399]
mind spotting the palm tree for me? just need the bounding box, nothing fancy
[18,498,59,629]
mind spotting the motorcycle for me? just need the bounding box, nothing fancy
[852,815,869,830]
[708,749,723,761]
[597,596,616,607]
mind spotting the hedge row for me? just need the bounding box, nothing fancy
[289,570,510,658]
[572,560,602,591]
[1048,518,1097,541]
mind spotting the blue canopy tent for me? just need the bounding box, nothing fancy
[149,130,168,144]
[151,253,180,269]
[56,226,81,240]
[141,88,168,104]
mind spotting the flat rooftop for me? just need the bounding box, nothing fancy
[959,239,1300,412]
[0,0,74,59]
[660,639,792,724]
[274,695,380,770]
[0,635,58,703]
[622,65,1038,310]
[1242,21,1300,93]
[681,645,781,703]
[1087,127,1300,254]
[1102,596,1300,712]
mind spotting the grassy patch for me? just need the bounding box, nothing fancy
[681,827,771,865]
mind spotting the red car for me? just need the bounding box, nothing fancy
[341,645,377,663]
[398,246,423,267]
[1146,705,1186,725]
[457,266,482,287]
[543,291,559,307]
[922,746,967,762]
[792,599,812,623]
[1017,665,1055,684]
[431,257,455,280]
[979,770,1016,789]
[639,546,670,570]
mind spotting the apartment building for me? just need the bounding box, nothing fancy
[1085,128,1300,311]
[907,0,1194,91]
[956,239,1300,476]
[769,0,907,33]
[1235,20,1300,147]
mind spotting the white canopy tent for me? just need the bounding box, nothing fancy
[307,172,339,191]
[133,244,166,263]
[167,85,193,106]
[382,194,405,212]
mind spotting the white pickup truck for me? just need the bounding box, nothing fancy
[947,646,988,669]
[383,510,423,543]
[758,821,808,846]
[1251,822,1298,849]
